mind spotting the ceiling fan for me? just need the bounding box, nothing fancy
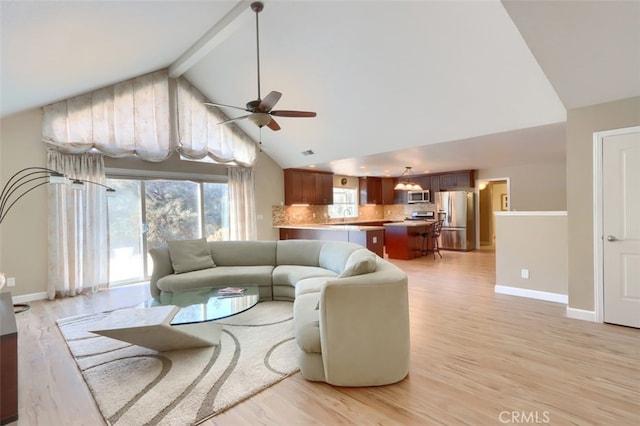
[204,1,316,131]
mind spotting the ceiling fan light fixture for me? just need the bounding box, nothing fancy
[203,1,316,132]
[249,113,272,127]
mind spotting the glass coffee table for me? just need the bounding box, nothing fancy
[90,286,259,352]
[142,286,260,324]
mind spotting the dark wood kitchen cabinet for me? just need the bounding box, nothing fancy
[315,172,334,205]
[284,169,334,205]
[359,177,382,204]
[438,170,474,191]
[416,175,431,192]
[359,177,396,205]
[384,222,436,260]
[430,175,441,193]
[380,178,396,204]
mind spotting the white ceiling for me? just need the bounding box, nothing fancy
[2,0,639,178]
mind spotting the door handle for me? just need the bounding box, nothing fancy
[606,235,618,242]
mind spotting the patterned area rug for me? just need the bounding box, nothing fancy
[57,301,298,425]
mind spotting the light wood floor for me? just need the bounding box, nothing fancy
[11,250,640,425]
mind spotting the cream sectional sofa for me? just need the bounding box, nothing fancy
[149,239,410,386]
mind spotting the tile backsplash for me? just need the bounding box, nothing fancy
[272,204,421,226]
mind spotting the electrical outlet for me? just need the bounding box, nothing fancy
[521,269,529,279]
[372,236,378,244]
[7,277,16,287]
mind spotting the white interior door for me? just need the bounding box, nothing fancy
[603,130,640,328]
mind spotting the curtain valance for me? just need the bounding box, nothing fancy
[176,77,256,167]
[42,70,171,162]
[42,70,257,167]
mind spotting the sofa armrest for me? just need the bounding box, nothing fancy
[318,269,410,386]
[148,246,174,297]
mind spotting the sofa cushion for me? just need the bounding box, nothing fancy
[272,265,337,287]
[338,249,377,278]
[156,265,274,293]
[295,276,330,297]
[276,240,325,266]
[318,241,362,274]
[209,240,277,266]
[167,238,215,274]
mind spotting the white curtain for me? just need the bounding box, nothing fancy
[228,167,257,240]
[47,151,109,299]
[42,70,171,162]
[176,77,257,167]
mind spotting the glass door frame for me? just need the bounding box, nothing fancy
[106,169,227,286]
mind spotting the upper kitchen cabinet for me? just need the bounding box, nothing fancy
[359,177,395,205]
[284,169,334,205]
[359,177,381,204]
[437,170,475,191]
[416,175,431,193]
[315,172,334,205]
[430,175,441,193]
[380,178,396,204]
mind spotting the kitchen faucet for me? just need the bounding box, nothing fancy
[343,208,352,222]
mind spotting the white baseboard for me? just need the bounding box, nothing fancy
[494,284,568,304]
[11,292,48,304]
[565,307,597,322]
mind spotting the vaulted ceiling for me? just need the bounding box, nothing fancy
[2,1,638,177]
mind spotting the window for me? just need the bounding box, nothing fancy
[106,177,228,286]
[328,187,358,219]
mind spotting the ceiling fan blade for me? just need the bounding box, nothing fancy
[266,117,281,131]
[218,115,251,125]
[205,102,249,112]
[258,91,282,112]
[270,110,317,118]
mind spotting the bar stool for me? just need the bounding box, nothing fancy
[421,220,443,259]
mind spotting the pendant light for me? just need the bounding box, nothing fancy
[394,166,423,191]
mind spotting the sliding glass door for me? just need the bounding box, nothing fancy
[108,179,144,284]
[107,177,228,286]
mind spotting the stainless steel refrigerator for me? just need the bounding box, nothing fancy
[434,190,475,251]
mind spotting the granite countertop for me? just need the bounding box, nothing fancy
[383,220,437,227]
[276,224,386,231]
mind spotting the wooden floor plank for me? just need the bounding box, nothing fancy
[10,249,640,425]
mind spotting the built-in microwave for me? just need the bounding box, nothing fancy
[407,190,430,204]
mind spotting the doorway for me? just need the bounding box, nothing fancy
[594,126,640,328]
[477,179,508,249]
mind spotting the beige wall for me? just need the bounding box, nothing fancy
[566,96,640,311]
[0,108,49,298]
[478,159,567,211]
[495,212,568,296]
[0,108,283,298]
[254,153,283,240]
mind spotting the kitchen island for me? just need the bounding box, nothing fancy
[278,223,386,257]
[383,221,437,260]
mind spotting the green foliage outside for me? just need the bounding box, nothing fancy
[108,178,229,253]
